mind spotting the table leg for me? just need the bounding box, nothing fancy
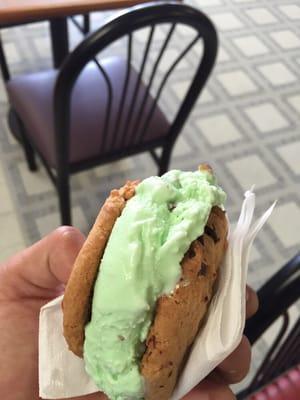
[0,32,10,81]
[83,14,90,34]
[49,17,69,68]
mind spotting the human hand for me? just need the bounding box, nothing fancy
[0,227,258,400]
[183,284,258,399]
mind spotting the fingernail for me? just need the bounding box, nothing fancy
[228,369,238,375]
[246,287,250,302]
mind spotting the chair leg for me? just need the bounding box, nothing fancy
[57,174,72,226]
[20,133,38,172]
[158,146,172,176]
[10,110,38,172]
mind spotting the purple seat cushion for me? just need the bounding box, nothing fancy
[6,56,170,168]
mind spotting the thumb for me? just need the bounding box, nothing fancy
[0,227,85,300]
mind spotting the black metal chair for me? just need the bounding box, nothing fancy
[1,2,217,226]
[237,252,300,399]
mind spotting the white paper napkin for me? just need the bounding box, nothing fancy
[39,189,275,400]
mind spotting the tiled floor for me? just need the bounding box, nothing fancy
[0,0,299,393]
[0,159,25,262]
[0,0,298,288]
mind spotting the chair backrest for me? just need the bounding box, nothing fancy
[54,2,217,173]
[237,253,300,399]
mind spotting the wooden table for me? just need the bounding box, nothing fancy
[0,0,147,24]
[0,0,148,69]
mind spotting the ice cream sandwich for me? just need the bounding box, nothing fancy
[63,165,228,400]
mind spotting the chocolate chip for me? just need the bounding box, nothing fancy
[148,335,156,347]
[204,296,209,302]
[198,262,208,276]
[168,370,173,377]
[168,203,176,211]
[187,247,196,259]
[204,225,219,243]
[159,385,165,388]
[197,236,204,245]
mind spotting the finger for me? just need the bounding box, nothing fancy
[216,335,251,384]
[0,226,85,299]
[246,285,259,319]
[182,379,236,400]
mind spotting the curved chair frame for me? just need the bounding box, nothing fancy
[4,2,218,225]
[54,2,218,224]
[238,253,300,399]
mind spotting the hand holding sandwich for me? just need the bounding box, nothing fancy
[0,226,258,400]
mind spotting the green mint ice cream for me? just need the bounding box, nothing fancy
[84,169,226,400]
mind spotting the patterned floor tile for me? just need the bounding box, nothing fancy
[276,140,300,175]
[287,94,300,115]
[258,62,298,87]
[197,0,224,5]
[198,88,215,104]
[32,36,51,59]
[172,135,194,157]
[17,161,53,196]
[0,79,7,103]
[217,47,232,63]
[2,42,22,64]
[233,35,270,57]
[243,102,290,134]
[226,154,277,191]
[171,81,189,99]
[195,113,242,146]
[0,212,24,248]
[93,159,136,179]
[172,80,215,105]
[217,69,259,96]
[176,24,196,38]
[245,8,278,25]
[268,201,300,248]
[270,30,300,50]
[158,48,190,72]
[0,241,25,263]
[211,12,245,31]
[278,4,300,20]
[0,181,15,214]
[36,205,89,238]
